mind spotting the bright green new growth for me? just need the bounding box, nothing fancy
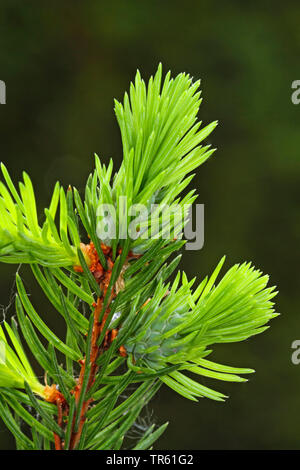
[0,322,44,396]
[0,65,277,450]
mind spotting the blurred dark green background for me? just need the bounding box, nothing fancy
[0,0,299,449]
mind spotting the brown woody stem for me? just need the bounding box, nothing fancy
[69,297,104,449]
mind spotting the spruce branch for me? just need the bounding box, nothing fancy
[0,64,278,450]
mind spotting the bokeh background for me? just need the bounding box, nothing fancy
[0,0,300,449]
